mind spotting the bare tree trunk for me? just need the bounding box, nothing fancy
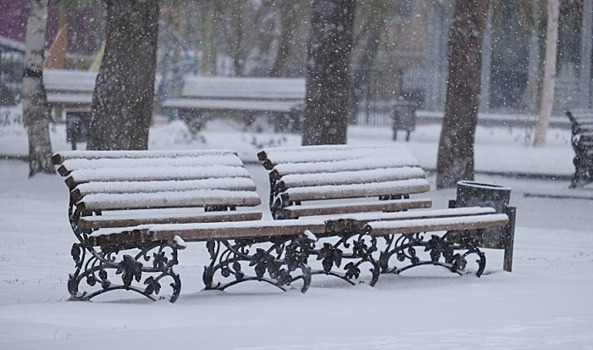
[87,0,159,151]
[436,0,489,189]
[302,0,356,146]
[533,0,559,147]
[268,2,299,77]
[580,0,592,109]
[200,0,216,75]
[22,0,54,177]
[231,0,247,77]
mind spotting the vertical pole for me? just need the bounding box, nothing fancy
[480,3,492,112]
[503,206,516,272]
[425,2,442,111]
[580,0,592,109]
[533,0,560,147]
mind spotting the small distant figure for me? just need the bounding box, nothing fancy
[391,99,416,142]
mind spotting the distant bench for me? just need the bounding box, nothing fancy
[258,144,516,278]
[566,109,593,188]
[161,76,305,134]
[44,69,95,150]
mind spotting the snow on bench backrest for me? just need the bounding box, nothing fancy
[258,145,432,218]
[53,149,262,214]
[181,76,305,100]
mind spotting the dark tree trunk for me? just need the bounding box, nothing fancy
[302,0,356,146]
[22,0,54,177]
[436,0,490,189]
[87,0,159,151]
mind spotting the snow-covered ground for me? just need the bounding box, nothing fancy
[1,107,592,349]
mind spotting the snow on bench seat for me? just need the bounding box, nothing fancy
[308,206,497,225]
[89,218,328,246]
[366,214,509,236]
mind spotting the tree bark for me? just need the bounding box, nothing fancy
[532,0,559,147]
[302,0,356,146]
[22,0,54,177]
[436,0,489,189]
[87,0,159,151]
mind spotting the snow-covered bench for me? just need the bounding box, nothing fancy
[566,109,593,188]
[44,69,95,150]
[53,149,344,302]
[161,76,305,134]
[258,144,516,281]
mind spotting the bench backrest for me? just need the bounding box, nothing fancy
[181,76,305,101]
[257,145,432,219]
[53,150,262,234]
[44,69,96,108]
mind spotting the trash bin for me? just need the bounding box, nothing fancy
[453,180,512,249]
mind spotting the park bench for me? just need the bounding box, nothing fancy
[53,149,387,303]
[565,109,593,188]
[258,144,516,282]
[161,76,305,134]
[44,69,95,150]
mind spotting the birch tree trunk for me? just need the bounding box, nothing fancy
[533,0,559,147]
[302,0,356,146]
[87,0,159,150]
[436,0,489,189]
[22,0,54,177]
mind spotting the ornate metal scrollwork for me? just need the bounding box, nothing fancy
[67,202,185,302]
[379,230,486,277]
[68,238,185,302]
[314,219,380,286]
[203,234,315,292]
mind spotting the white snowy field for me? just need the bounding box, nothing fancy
[1,109,592,349]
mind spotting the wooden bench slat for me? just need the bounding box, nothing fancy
[65,165,251,189]
[271,158,423,180]
[276,167,426,191]
[282,179,431,202]
[162,99,300,113]
[58,154,244,176]
[258,145,418,170]
[79,210,263,230]
[52,149,238,165]
[280,198,433,218]
[72,177,257,201]
[78,190,262,211]
[312,206,496,223]
[142,219,326,242]
[367,214,509,235]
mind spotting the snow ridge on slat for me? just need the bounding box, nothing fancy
[284,179,431,202]
[67,165,250,186]
[79,189,261,211]
[74,177,256,197]
[278,167,426,190]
